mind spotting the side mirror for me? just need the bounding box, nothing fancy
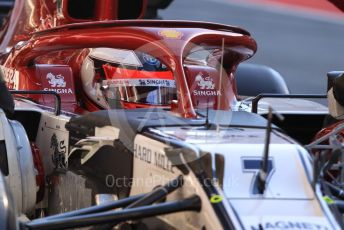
[0,0,14,25]
[327,71,344,119]
[0,69,14,117]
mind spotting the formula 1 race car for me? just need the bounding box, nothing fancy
[0,0,343,229]
[305,71,344,217]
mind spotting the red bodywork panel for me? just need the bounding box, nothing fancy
[103,65,174,80]
[315,120,344,141]
[185,65,235,110]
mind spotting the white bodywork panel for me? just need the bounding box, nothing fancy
[199,144,313,199]
[254,98,328,115]
[35,110,70,175]
[0,109,36,215]
[153,126,339,229]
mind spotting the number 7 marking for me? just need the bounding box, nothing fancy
[242,157,275,195]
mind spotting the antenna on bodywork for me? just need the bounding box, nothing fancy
[205,98,211,129]
[258,106,284,194]
[215,38,225,133]
[217,37,225,111]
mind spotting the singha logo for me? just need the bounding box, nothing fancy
[50,133,67,169]
[46,72,66,87]
[195,73,215,90]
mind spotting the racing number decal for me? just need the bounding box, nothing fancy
[242,157,275,194]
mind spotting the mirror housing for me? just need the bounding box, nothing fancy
[0,68,14,117]
[327,71,344,119]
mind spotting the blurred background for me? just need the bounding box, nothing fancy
[159,0,344,94]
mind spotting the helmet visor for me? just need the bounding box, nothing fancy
[102,65,176,107]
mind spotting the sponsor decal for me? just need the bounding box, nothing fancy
[44,88,73,94]
[158,29,184,39]
[50,133,67,169]
[193,90,221,96]
[134,144,174,173]
[195,72,215,90]
[0,66,19,89]
[104,79,175,88]
[250,221,329,230]
[242,157,275,195]
[244,216,332,230]
[46,72,66,87]
[138,79,175,87]
[193,72,221,96]
[44,72,73,94]
[133,144,152,164]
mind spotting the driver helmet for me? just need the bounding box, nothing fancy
[80,48,176,110]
